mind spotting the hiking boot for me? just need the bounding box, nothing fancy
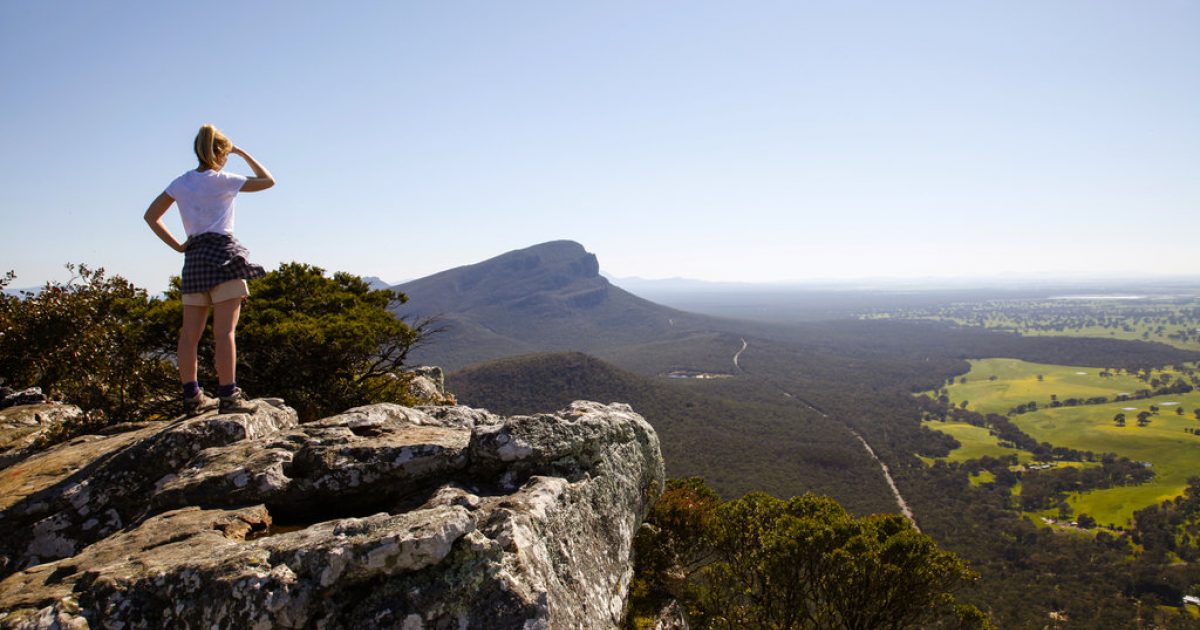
[218,387,257,414]
[183,390,218,417]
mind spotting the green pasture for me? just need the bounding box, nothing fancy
[1008,322,1200,352]
[968,470,995,486]
[866,299,1200,351]
[936,358,1200,527]
[1012,395,1200,527]
[921,420,1029,463]
[943,358,1181,416]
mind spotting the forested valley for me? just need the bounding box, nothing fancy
[450,317,1200,627]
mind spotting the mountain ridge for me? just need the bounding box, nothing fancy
[393,241,711,370]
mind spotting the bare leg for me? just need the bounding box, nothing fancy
[179,305,210,383]
[212,298,243,386]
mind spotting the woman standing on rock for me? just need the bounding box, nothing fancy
[143,124,275,416]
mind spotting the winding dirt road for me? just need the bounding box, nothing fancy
[848,430,919,530]
[733,339,919,529]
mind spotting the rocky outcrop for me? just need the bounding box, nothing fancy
[0,387,49,410]
[654,600,691,630]
[406,366,455,405]
[0,402,86,469]
[0,398,664,629]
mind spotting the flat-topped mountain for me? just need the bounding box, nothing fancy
[394,241,705,370]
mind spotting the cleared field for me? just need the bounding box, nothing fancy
[862,298,1200,351]
[1012,394,1200,527]
[944,358,1181,415]
[969,470,995,486]
[941,358,1200,527]
[1010,322,1200,352]
[921,420,1029,463]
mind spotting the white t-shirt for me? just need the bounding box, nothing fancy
[165,169,248,237]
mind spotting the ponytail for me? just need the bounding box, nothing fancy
[193,124,233,170]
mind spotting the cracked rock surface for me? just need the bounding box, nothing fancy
[0,399,664,629]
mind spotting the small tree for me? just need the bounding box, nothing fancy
[631,479,990,629]
[1113,413,1126,427]
[625,477,722,621]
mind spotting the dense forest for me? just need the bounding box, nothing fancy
[451,319,1200,627]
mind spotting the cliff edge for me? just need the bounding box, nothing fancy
[0,396,664,629]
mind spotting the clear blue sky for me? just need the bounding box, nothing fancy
[2,1,1197,291]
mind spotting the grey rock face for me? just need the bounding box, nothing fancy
[654,600,691,629]
[0,400,664,629]
[408,365,446,396]
[0,388,48,410]
[0,402,299,575]
[0,404,85,469]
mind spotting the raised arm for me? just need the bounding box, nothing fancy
[231,146,275,192]
[144,192,186,252]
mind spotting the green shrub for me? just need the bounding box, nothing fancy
[147,262,435,421]
[627,477,992,629]
[0,264,176,421]
[3,262,434,426]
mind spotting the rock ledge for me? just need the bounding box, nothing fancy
[0,399,664,629]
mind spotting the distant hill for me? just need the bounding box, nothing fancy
[362,276,394,291]
[393,241,709,370]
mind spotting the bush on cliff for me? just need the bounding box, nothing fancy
[0,265,176,421]
[147,262,434,421]
[627,476,993,629]
[2,263,431,425]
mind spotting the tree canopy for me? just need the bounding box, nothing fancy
[627,477,991,629]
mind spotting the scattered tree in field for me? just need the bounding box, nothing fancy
[1113,413,1126,427]
[1037,374,1045,382]
[1137,411,1152,427]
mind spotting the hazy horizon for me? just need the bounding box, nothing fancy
[3,2,1197,291]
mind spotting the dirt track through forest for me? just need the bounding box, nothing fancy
[734,339,919,530]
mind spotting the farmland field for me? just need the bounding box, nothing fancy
[942,358,1164,415]
[935,358,1200,526]
[862,296,1200,351]
[920,420,1029,463]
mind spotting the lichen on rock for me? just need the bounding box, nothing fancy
[0,397,664,629]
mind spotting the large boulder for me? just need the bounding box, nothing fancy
[0,399,664,629]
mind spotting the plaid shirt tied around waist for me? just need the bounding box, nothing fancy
[180,233,266,295]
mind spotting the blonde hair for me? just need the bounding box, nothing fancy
[193,124,233,170]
